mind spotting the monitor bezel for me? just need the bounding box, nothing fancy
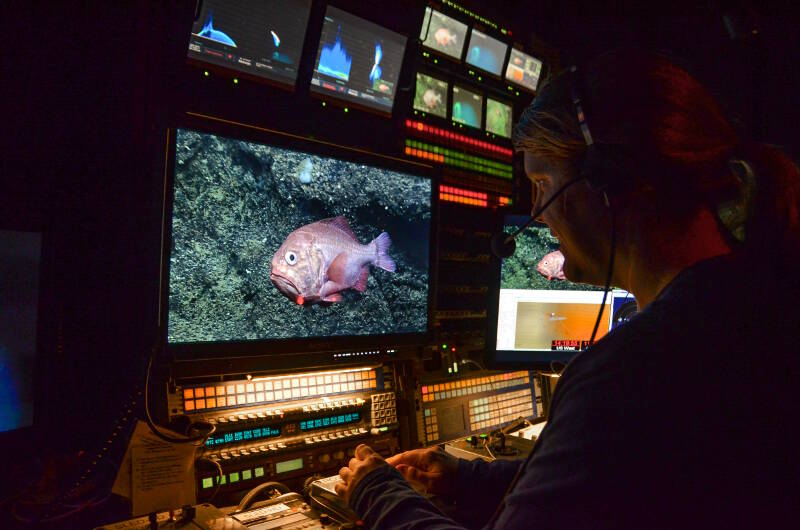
[308,4,409,117]
[185,0,314,91]
[504,47,544,95]
[451,84,485,130]
[464,27,510,80]
[412,71,451,121]
[159,119,439,362]
[484,96,514,139]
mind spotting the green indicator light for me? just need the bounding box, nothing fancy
[344,107,349,113]
[229,472,240,483]
[220,475,226,485]
[233,78,239,84]
[448,367,453,373]
[255,467,264,477]
[322,101,326,107]
[442,344,448,349]
[202,477,213,489]
[516,91,520,96]
[466,436,473,442]
[203,70,209,77]
[479,433,488,439]
[242,469,252,480]
[434,59,438,64]
[478,76,482,81]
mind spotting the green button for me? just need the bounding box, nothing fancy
[220,475,226,485]
[255,467,264,478]
[202,477,214,489]
[242,469,252,480]
[229,472,240,483]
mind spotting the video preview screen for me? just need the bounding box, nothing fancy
[466,29,508,76]
[505,48,543,93]
[187,0,312,87]
[419,7,467,61]
[167,129,432,344]
[0,231,40,433]
[495,216,635,352]
[452,85,483,129]
[413,73,449,119]
[486,98,512,138]
[310,6,407,114]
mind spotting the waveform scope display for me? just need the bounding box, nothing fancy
[465,29,508,76]
[419,7,467,61]
[452,85,483,129]
[485,98,512,138]
[505,48,543,93]
[167,129,432,344]
[413,73,449,119]
[0,230,40,433]
[187,0,312,87]
[311,6,407,114]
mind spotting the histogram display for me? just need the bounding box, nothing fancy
[505,48,543,93]
[187,0,312,87]
[311,6,407,114]
[465,29,508,77]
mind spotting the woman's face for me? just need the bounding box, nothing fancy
[524,151,612,286]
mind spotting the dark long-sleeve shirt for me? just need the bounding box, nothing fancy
[350,253,800,529]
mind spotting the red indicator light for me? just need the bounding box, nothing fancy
[296,296,305,305]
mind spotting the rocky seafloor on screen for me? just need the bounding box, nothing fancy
[167,130,431,343]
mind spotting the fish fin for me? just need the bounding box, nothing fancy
[322,293,342,303]
[327,252,349,284]
[372,232,396,272]
[319,280,345,302]
[320,216,358,241]
[353,267,369,292]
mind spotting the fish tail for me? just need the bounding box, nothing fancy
[372,232,396,272]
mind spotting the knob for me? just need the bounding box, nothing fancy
[319,513,331,525]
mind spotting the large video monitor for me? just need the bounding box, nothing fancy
[452,85,483,129]
[465,29,508,77]
[505,48,544,93]
[162,128,434,359]
[419,7,468,61]
[487,215,636,368]
[413,72,449,119]
[187,0,312,87]
[485,97,513,138]
[0,230,41,434]
[310,6,407,114]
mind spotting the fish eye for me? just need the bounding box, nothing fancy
[285,251,298,265]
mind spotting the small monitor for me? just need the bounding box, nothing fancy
[488,215,635,368]
[413,73,449,119]
[0,230,41,433]
[164,129,433,352]
[505,48,544,93]
[187,0,312,87]
[452,86,483,129]
[465,29,508,77]
[310,6,408,114]
[485,98,513,138]
[419,7,468,61]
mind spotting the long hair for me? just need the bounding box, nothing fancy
[513,51,800,261]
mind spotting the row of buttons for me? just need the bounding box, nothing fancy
[207,427,368,462]
[371,392,398,427]
[207,397,364,425]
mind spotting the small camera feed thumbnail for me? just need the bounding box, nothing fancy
[168,129,432,344]
[505,48,543,93]
[413,73,448,119]
[452,86,483,129]
[419,7,467,60]
[466,29,508,77]
[486,98,512,138]
[187,0,312,86]
[497,221,623,352]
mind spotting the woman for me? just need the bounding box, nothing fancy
[336,51,800,529]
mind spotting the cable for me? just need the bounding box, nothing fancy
[144,345,215,444]
[196,457,224,503]
[233,482,291,513]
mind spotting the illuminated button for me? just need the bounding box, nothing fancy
[350,428,359,435]
[268,444,277,451]
[256,412,265,418]
[277,442,286,449]
[356,398,365,405]
[217,417,228,424]
[305,438,313,445]
[238,415,248,421]
[358,428,367,434]
[274,410,283,416]
[320,434,329,441]
[228,416,238,423]
[312,436,321,442]
[303,406,310,412]
[220,452,231,460]
[311,404,319,411]
[348,399,355,405]
[335,432,344,439]
[258,445,268,452]
[247,413,256,419]
[266,410,274,417]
